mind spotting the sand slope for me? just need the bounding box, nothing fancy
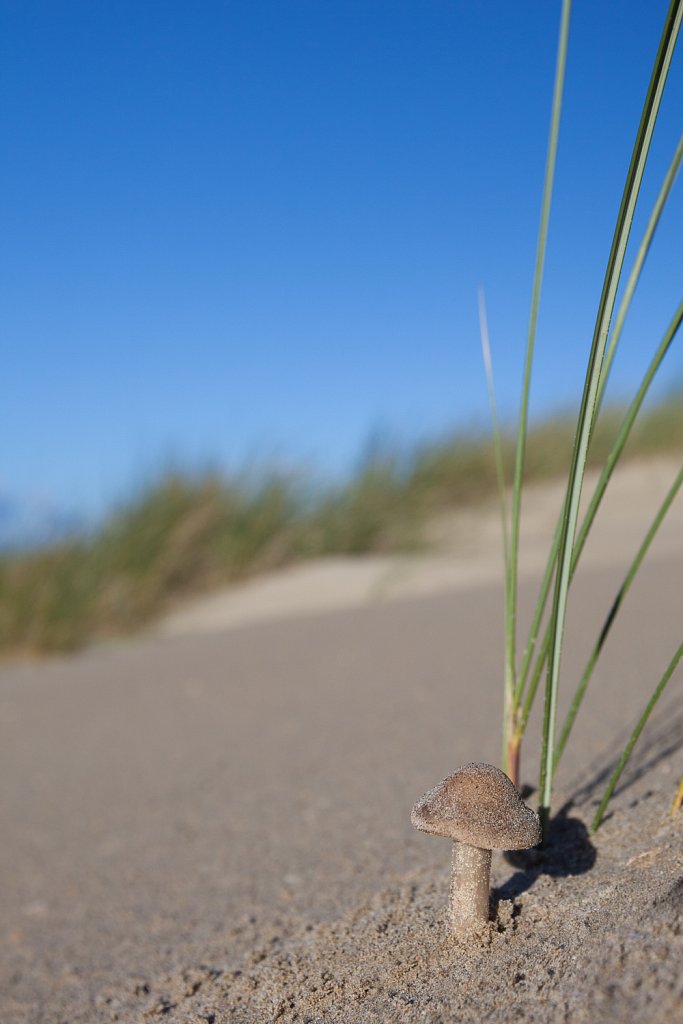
[158,457,683,637]
[1,458,682,1023]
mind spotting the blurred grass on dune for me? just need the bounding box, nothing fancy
[1,396,681,655]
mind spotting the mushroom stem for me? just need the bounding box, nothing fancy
[450,842,491,933]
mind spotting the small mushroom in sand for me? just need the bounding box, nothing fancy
[411,762,541,935]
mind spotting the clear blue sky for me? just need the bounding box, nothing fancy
[2,1,682,533]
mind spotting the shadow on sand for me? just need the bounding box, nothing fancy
[568,705,683,818]
[492,701,682,908]
[494,804,596,904]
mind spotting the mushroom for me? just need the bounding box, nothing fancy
[411,762,541,935]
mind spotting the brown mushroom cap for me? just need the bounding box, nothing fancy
[411,762,541,850]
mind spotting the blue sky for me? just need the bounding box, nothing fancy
[2,0,682,533]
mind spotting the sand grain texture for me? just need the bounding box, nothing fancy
[1,462,682,1022]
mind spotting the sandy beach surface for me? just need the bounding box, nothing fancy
[1,457,682,1022]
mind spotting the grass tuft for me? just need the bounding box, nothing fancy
[1,399,681,658]
[484,0,683,836]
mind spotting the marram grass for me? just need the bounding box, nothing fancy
[2,398,680,658]
[504,0,573,793]
[553,469,683,774]
[512,298,683,743]
[486,0,683,837]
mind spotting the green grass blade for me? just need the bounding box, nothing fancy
[518,300,683,736]
[508,0,572,715]
[596,134,683,414]
[569,299,683,566]
[515,137,683,708]
[554,465,683,771]
[591,642,683,832]
[478,286,514,770]
[514,511,562,708]
[478,287,510,582]
[538,0,682,834]
[519,626,551,737]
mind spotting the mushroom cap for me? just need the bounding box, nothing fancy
[411,762,541,850]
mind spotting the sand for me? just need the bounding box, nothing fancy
[157,457,683,637]
[1,457,682,1023]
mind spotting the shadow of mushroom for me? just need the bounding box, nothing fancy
[493,803,596,906]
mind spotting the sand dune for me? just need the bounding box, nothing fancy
[1,457,681,1023]
[159,456,682,636]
